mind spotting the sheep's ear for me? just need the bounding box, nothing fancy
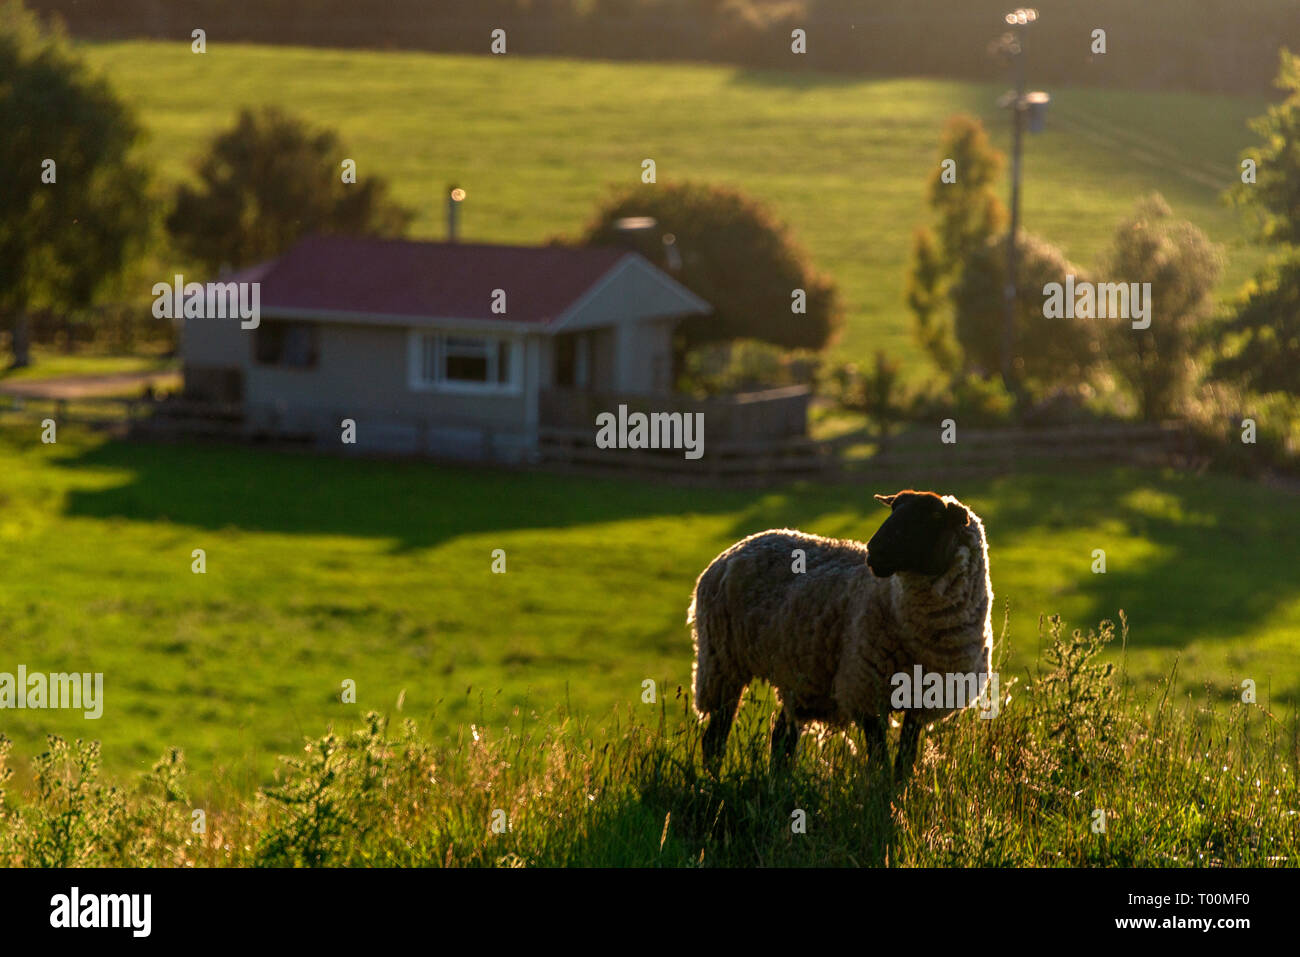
[874,493,898,508]
[945,501,970,527]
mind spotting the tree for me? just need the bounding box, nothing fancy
[167,107,413,273]
[0,0,154,368]
[907,114,1098,397]
[1214,49,1300,396]
[951,230,1098,392]
[1211,257,1300,394]
[578,181,841,352]
[906,115,1006,377]
[1102,194,1220,421]
[1230,49,1300,247]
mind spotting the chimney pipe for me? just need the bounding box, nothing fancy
[447,186,465,242]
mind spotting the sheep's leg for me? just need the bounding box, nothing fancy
[894,712,923,781]
[857,714,890,773]
[701,685,743,775]
[770,707,800,770]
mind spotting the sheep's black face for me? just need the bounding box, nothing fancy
[866,490,970,578]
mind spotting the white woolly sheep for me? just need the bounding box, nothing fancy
[687,489,994,778]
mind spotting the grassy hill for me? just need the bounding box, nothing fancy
[80,41,1272,371]
[3,425,1299,798]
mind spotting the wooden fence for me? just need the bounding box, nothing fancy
[2,393,1199,484]
[536,419,1199,482]
[828,421,1198,481]
[539,385,811,442]
[537,384,820,480]
[1,395,243,439]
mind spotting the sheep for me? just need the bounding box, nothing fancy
[687,489,994,779]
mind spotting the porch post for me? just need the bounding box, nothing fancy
[524,335,541,455]
[614,322,640,393]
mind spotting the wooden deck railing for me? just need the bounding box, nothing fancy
[538,385,811,443]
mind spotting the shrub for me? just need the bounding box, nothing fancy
[909,371,1016,428]
[1099,194,1221,421]
[821,351,907,438]
[1184,382,1300,476]
[681,339,816,396]
[952,232,1100,394]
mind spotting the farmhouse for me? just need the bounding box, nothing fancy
[181,233,813,463]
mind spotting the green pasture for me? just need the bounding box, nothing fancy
[2,425,1297,798]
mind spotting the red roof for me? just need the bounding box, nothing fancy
[244,235,634,325]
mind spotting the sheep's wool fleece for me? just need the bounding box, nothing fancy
[689,496,993,726]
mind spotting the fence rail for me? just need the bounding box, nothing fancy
[829,421,1196,479]
[1,395,244,438]
[2,393,1200,483]
[539,386,811,443]
[538,427,828,481]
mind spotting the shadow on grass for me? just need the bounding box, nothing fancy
[52,436,1300,679]
[54,437,752,552]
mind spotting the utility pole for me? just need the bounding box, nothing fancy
[995,9,1049,400]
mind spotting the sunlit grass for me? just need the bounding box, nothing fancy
[1,617,1295,866]
[2,425,1299,797]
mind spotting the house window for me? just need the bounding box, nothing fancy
[254,322,318,369]
[411,333,521,393]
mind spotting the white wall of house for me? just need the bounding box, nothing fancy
[612,318,675,394]
[182,306,688,459]
[181,315,248,368]
[181,317,539,460]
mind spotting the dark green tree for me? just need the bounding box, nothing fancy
[0,0,154,368]
[578,180,841,351]
[1230,49,1300,247]
[1211,258,1300,394]
[167,106,413,273]
[906,114,1006,377]
[1214,50,1300,396]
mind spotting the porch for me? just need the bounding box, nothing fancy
[537,385,820,477]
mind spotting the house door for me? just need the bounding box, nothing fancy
[553,332,592,389]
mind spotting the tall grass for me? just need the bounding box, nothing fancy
[1,615,1296,867]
